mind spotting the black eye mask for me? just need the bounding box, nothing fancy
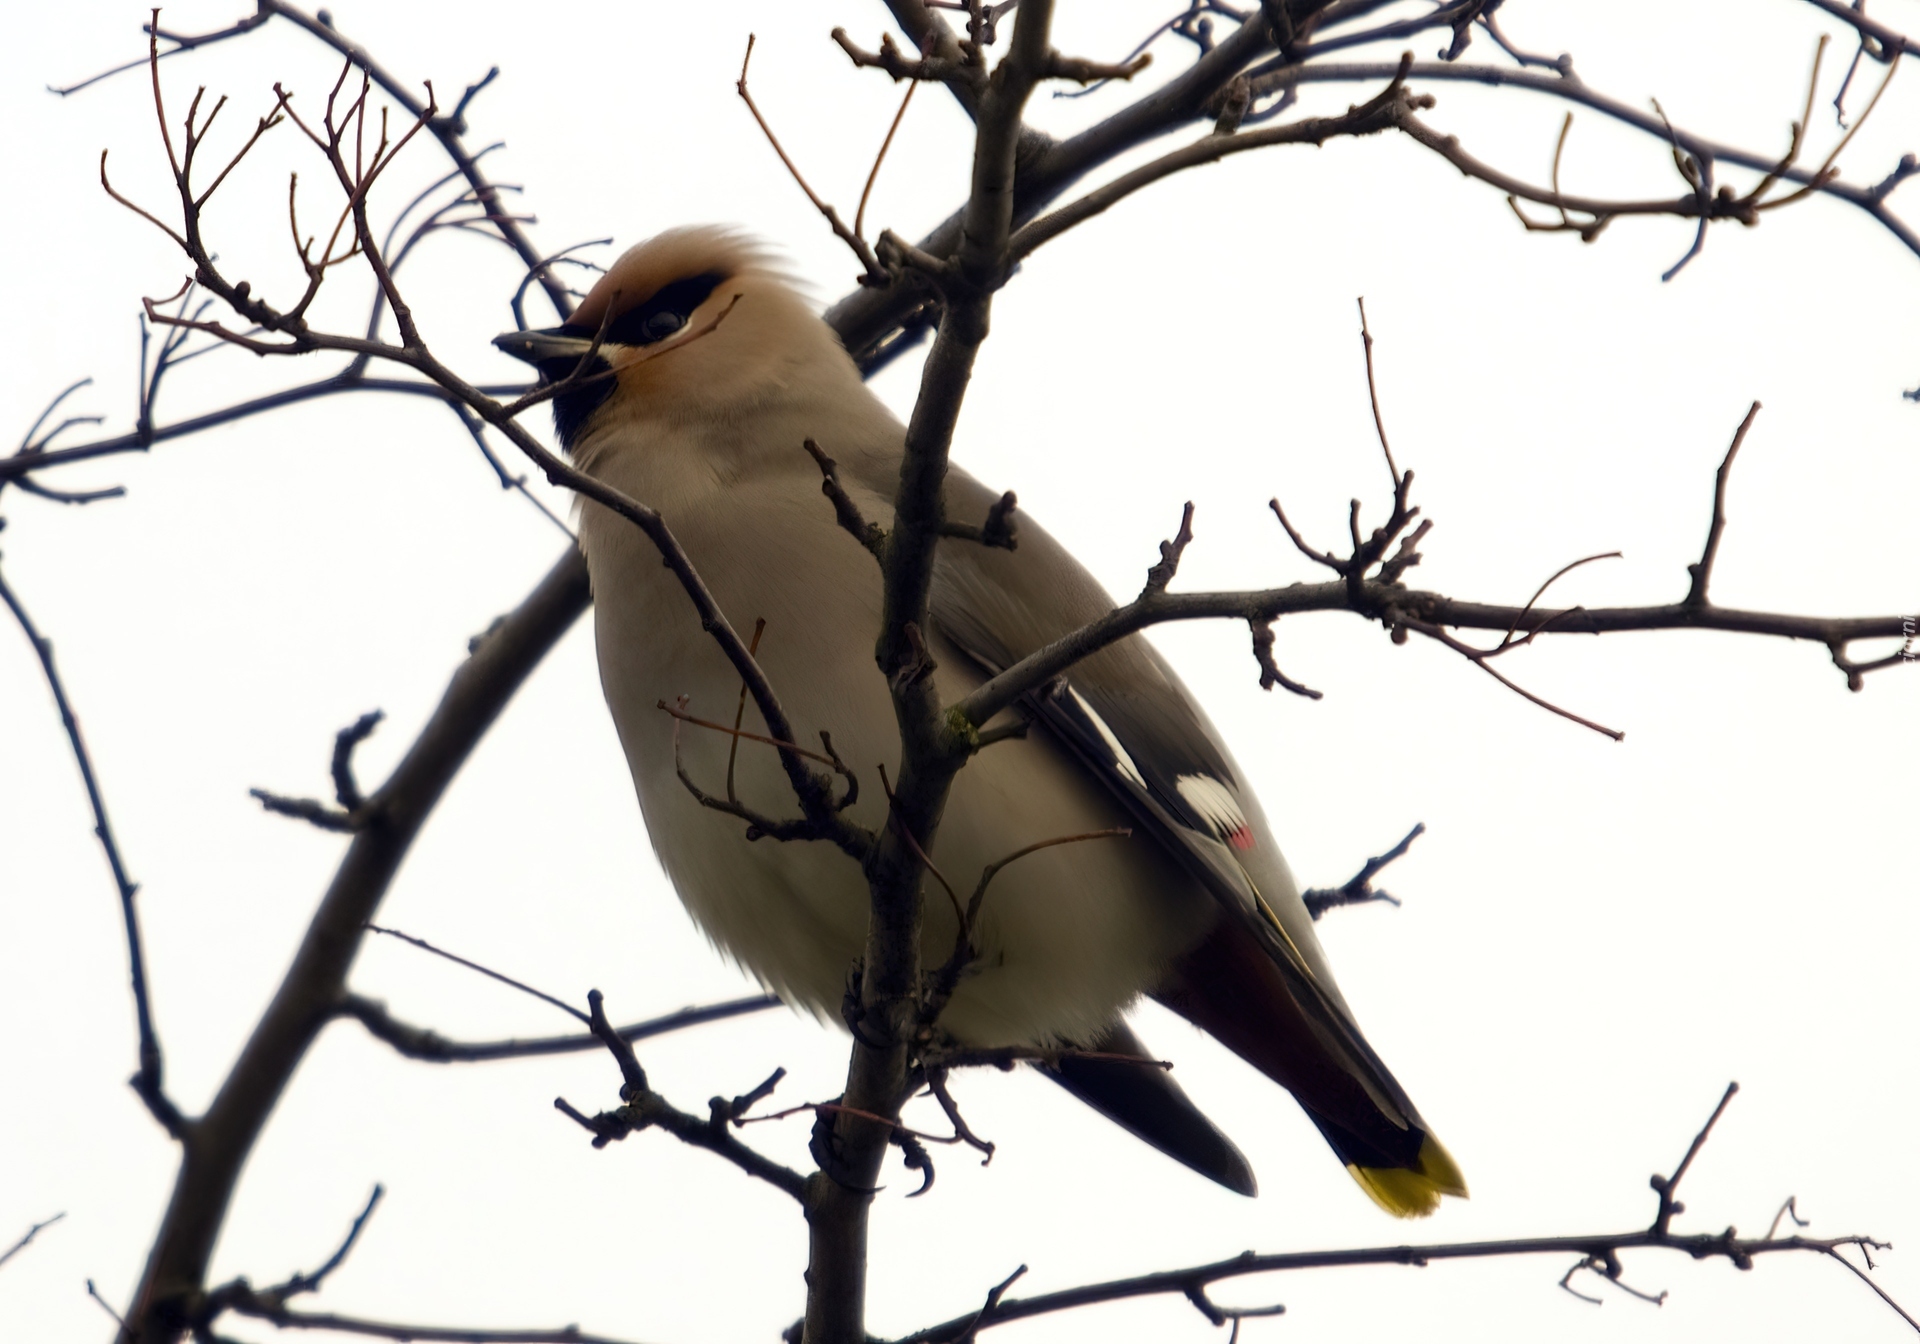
[601,272,727,347]
[548,271,729,449]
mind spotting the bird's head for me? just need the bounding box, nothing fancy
[494,226,841,456]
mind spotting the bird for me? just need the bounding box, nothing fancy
[495,226,1466,1216]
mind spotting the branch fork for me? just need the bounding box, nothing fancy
[247,709,386,833]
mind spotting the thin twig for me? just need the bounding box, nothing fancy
[365,924,588,1023]
[1355,296,1401,486]
[738,34,886,282]
[1302,822,1423,918]
[336,991,779,1063]
[0,562,184,1137]
[658,699,850,774]
[1651,1081,1740,1235]
[1765,49,1904,211]
[857,78,918,241]
[216,1300,649,1344]
[727,619,769,804]
[0,1214,65,1273]
[1686,401,1762,606]
[280,1186,384,1297]
[892,1221,1909,1344]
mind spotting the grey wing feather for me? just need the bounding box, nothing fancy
[928,466,1422,1131]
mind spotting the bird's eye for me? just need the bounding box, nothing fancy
[641,309,685,341]
[602,273,726,347]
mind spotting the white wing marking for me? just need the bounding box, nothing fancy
[1067,688,1148,788]
[1175,773,1255,851]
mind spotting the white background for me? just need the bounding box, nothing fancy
[2,3,1916,1342]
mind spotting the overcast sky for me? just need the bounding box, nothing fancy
[3,3,1917,1342]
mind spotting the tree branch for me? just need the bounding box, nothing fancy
[1255,58,1920,263]
[892,1080,1915,1340]
[889,1228,1911,1342]
[215,1298,651,1344]
[804,8,1066,1342]
[104,19,845,848]
[1007,58,1428,262]
[551,990,810,1205]
[335,992,780,1064]
[34,8,1909,1341]
[1302,822,1421,918]
[253,0,571,317]
[1800,0,1920,61]
[954,441,1909,738]
[122,547,591,1340]
[0,1213,66,1274]
[1686,401,1762,606]
[0,560,184,1138]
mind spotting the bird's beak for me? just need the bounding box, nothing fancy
[492,326,597,366]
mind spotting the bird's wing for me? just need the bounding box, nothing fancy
[927,467,1464,1215]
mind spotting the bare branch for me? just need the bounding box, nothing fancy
[875,0,986,118]
[1763,49,1904,212]
[804,8,1071,1340]
[658,699,853,776]
[939,490,1019,551]
[833,26,981,92]
[892,1189,1912,1344]
[249,787,362,832]
[275,1185,382,1301]
[336,991,779,1064]
[246,708,390,832]
[923,828,1133,1024]
[1142,502,1196,597]
[858,78,918,242]
[1650,1082,1739,1236]
[260,0,575,318]
[1355,296,1400,485]
[0,560,184,1138]
[1802,0,1920,61]
[1,372,529,485]
[727,619,770,804]
[1046,50,1153,86]
[951,407,1912,736]
[366,924,589,1023]
[44,10,1913,1342]
[824,0,1275,365]
[1742,37,1826,209]
[738,34,887,284]
[1686,401,1763,606]
[124,548,592,1334]
[550,990,810,1203]
[1256,60,1920,264]
[1303,822,1422,918]
[1009,61,1427,261]
[663,699,869,853]
[50,10,271,97]
[888,1224,1914,1341]
[1248,617,1323,698]
[0,1213,65,1274]
[805,438,889,560]
[215,1298,651,1344]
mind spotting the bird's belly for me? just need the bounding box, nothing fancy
[582,495,1214,1048]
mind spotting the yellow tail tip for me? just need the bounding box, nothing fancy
[1347,1134,1469,1218]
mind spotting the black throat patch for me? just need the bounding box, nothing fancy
[548,353,615,453]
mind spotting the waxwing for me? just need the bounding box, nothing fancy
[496,226,1466,1216]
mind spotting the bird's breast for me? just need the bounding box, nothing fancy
[577,417,1214,1047]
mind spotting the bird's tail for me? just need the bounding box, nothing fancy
[1308,1115,1467,1218]
[1153,915,1468,1218]
[1038,1019,1259,1196]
